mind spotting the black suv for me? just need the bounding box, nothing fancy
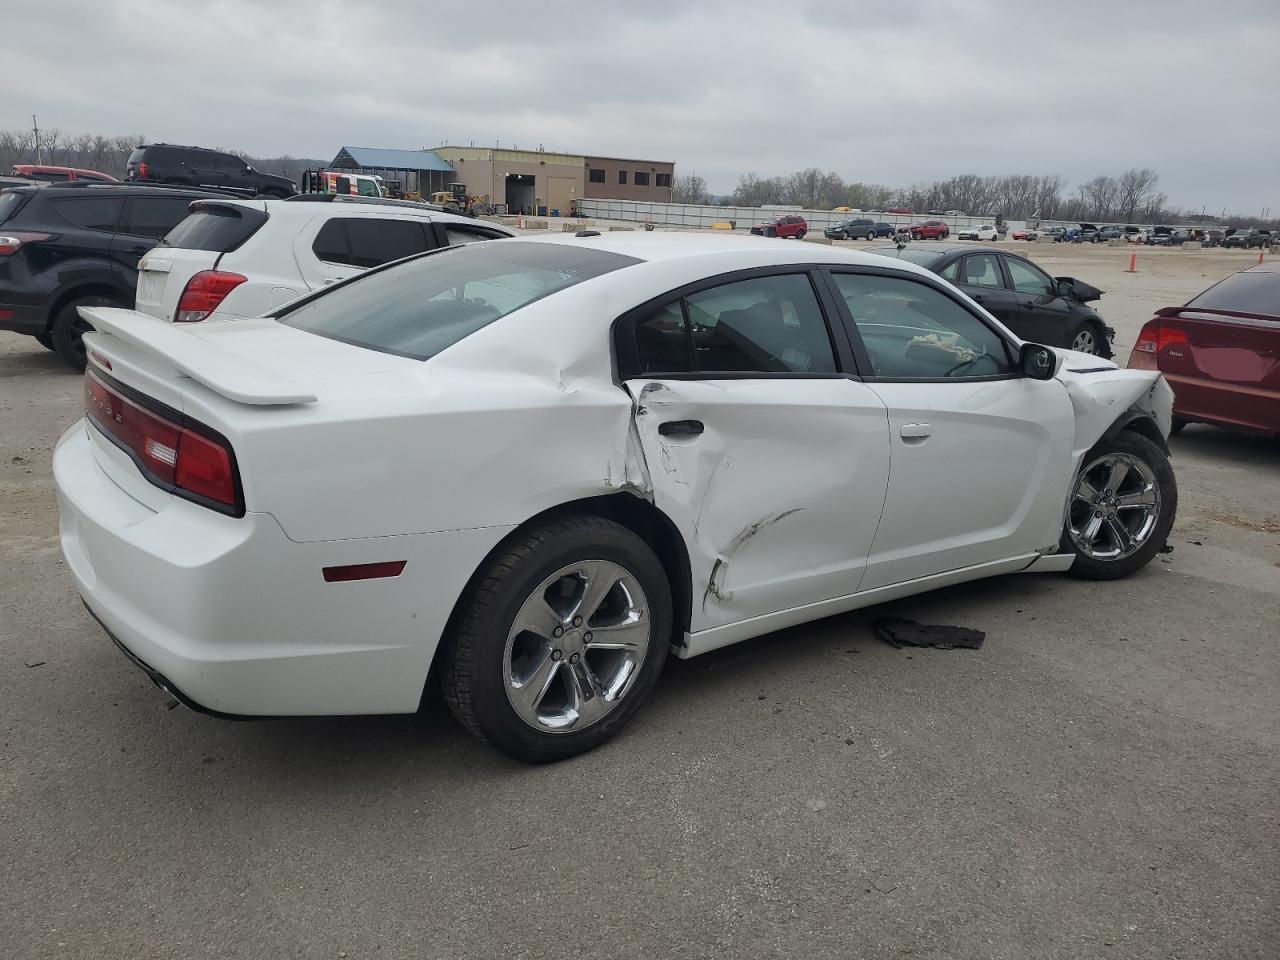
[126,144,296,198]
[0,182,220,368]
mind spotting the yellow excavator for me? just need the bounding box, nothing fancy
[429,182,493,217]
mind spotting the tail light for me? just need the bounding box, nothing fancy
[84,368,242,514]
[138,161,148,179]
[0,232,52,256]
[175,270,247,323]
[1134,320,1190,354]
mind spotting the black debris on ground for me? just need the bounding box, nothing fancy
[872,617,985,651]
[1158,543,1175,554]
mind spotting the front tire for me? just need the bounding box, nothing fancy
[865,230,875,241]
[441,516,672,762]
[1068,322,1103,355]
[1061,431,1177,581]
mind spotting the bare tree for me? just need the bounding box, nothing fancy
[672,173,709,204]
[1116,168,1159,222]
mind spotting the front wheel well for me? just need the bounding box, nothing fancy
[424,494,692,706]
[1107,414,1169,455]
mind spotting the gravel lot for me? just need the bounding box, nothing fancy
[2,240,1277,959]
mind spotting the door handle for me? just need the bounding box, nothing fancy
[322,277,344,285]
[971,294,984,303]
[658,419,704,437]
[900,422,932,442]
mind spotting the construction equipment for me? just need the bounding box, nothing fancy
[429,182,494,217]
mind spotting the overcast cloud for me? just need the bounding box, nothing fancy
[7,0,1278,212]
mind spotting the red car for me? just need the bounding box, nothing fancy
[749,214,807,239]
[1011,227,1036,241]
[11,164,118,183]
[1128,262,1279,436]
[910,219,950,240]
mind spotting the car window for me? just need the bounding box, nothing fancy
[280,241,638,360]
[960,254,1004,288]
[356,178,379,197]
[444,225,508,245]
[313,217,434,268]
[679,273,837,374]
[939,261,960,281]
[1005,257,1054,296]
[120,196,196,239]
[213,153,246,173]
[832,272,1012,379]
[634,301,692,373]
[49,196,123,232]
[163,205,268,252]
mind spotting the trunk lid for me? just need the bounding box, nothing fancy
[136,200,270,322]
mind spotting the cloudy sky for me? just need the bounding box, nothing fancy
[8,0,1278,212]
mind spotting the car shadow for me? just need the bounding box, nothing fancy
[1170,424,1280,466]
[0,340,76,378]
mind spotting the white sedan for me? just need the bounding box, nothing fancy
[957,224,999,241]
[55,234,1177,761]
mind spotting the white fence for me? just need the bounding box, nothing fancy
[577,199,1019,233]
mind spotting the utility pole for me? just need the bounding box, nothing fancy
[32,114,41,164]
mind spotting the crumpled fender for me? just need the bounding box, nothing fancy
[1054,351,1174,460]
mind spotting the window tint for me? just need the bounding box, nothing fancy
[121,196,196,239]
[213,153,246,173]
[960,254,1004,288]
[634,301,692,373]
[618,170,627,185]
[832,273,1012,379]
[939,260,960,281]
[49,196,123,232]
[356,178,379,197]
[1005,257,1054,296]
[655,173,672,188]
[313,217,433,268]
[588,168,606,183]
[682,273,836,374]
[280,242,638,360]
[163,205,268,252]
[0,191,28,225]
[1186,271,1280,315]
[634,172,650,186]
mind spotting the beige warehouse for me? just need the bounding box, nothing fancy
[434,145,674,215]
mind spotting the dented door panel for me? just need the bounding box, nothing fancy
[627,377,891,633]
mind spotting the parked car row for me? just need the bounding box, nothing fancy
[0,181,514,368]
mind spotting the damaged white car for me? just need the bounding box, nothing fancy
[54,234,1177,761]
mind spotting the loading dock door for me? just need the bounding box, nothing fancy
[505,174,535,214]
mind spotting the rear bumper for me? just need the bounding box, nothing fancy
[55,420,510,716]
[0,301,46,336]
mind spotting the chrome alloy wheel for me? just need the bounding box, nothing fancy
[1071,327,1098,354]
[1067,453,1161,561]
[503,560,651,733]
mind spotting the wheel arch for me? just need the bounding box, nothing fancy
[1103,412,1169,455]
[45,281,130,330]
[423,492,692,705]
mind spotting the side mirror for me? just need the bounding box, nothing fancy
[1055,278,1074,298]
[1019,343,1058,380]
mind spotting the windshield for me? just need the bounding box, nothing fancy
[279,241,639,360]
[1187,271,1280,316]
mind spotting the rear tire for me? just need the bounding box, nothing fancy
[440,515,672,762]
[795,229,806,240]
[51,295,118,371]
[35,332,54,351]
[1061,431,1177,581]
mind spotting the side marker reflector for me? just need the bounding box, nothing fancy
[322,561,407,583]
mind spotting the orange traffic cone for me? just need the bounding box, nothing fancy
[1259,249,1266,265]
[1126,252,1137,273]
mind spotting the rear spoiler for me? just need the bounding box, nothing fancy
[1156,305,1279,323]
[79,307,317,405]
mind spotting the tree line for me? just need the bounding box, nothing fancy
[0,128,324,183]
[674,167,1270,228]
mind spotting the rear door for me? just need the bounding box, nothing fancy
[618,268,891,632]
[826,267,1076,589]
[44,193,125,289]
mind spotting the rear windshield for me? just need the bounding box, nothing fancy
[162,204,268,252]
[1186,271,1280,317]
[0,190,27,225]
[278,241,640,361]
[870,247,943,267]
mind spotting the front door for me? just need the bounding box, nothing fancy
[619,269,892,632]
[948,252,1021,332]
[1003,255,1075,348]
[826,268,1077,589]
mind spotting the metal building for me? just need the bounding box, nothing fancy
[328,146,456,197]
